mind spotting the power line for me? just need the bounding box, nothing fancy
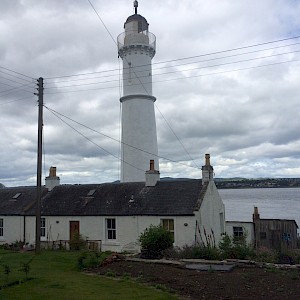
[45,41,300,85]
[0,70,33,83]
[43,105,200,170]
[43,57,300,95]
[43,35,300,81]
[45,105,146,173]
[0,81,35,97]
[43,49,300,90]
[0,65,34,80]
[0,96,36,106]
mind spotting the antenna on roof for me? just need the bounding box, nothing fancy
[134,0,138,14]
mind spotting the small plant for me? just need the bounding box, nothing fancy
[105,270,116,277]
[208,265,215,273]
[3,264,11,283]
[154,284,168,292]
[139,225,173,259]
[69,231,87,251]
[122,272,131,280]
[77,251,108,270]
[19,257,34,281]
[255,247,278,263]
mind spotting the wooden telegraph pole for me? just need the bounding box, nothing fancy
[35,77,43,253]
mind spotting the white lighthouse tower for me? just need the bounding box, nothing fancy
[117,1,159,182]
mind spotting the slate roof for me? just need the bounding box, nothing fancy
[0,180,205,217]
[0,186,47,215]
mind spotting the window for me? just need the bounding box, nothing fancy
[282,233,291,241]
[41,218,46,237]
[161,219,174,242]
[0,218,3,237]
[233,226,243,237]
[260,232,267,239]
[106,218,116,240]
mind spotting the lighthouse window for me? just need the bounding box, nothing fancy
[138,21,142,32]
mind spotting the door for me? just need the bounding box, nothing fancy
[69,221,80,240]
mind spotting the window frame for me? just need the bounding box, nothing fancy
[233,226,244,238]
[106,218,116,240]
[0,218,3,237]
[41,217,46,238]
[161,218,175,242]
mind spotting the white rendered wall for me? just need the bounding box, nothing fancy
[7,215,198,252]
[0,216,23,244]
[225,221,254,245]
[196,181,226,246]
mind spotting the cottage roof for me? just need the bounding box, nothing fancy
[0,186,47,215]
[0,180,205,217]
[39,179,204,216]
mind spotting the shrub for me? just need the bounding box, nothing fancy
[19,257,34,280]
[163,244,221,260]
[139,225,173,259]
[77,251,108,270]
[254,247,278,263]
[69,231,87,251]
[219,233,254,260]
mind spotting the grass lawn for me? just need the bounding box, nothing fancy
[0,250,178,300]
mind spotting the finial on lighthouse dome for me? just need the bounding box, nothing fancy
[134,0,138,14]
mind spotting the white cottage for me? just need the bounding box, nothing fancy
[0,155,225,252]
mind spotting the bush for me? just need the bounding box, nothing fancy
[69,231,87,251]
[77,251,109,270]
[139,225,173,259]
[219,233,254,260]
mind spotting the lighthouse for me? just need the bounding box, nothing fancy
[117,1,159,182]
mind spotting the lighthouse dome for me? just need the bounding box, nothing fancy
[124,14,149,31]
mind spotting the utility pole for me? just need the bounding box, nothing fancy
[35,77,43,253]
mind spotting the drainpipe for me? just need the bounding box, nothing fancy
[23,215,26,244]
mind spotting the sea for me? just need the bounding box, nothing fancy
[218,188,300,230]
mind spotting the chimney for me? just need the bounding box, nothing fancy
[201,154,214,184]
[253,206,260,221]
[145,160,160,187]
[45,166,60,191]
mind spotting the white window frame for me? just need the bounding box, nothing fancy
[41,217,46,238]
[0,218,3,237]
[106,218,116,240]
[233,226,243,237]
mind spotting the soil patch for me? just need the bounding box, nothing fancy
[94,260,300,299]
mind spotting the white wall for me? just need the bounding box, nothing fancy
[0,216,24,244]
[225,221,254,245]
[196,181,226,246]
[0,215,198,252]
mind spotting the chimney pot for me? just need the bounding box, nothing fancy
[150,159,154,171]
[205,154,210,166]
[145,159,160,187]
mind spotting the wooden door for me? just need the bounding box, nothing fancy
[69,221,80,240]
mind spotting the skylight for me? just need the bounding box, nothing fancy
[12,192,22,199]
[87,189,96,197]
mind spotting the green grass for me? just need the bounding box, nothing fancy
[0,250,178,300]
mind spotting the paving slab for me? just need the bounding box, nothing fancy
[185,263,235,272]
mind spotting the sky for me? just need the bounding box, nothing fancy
[1,0,300,187]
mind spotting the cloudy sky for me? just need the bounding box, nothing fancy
[1,0,300,187]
